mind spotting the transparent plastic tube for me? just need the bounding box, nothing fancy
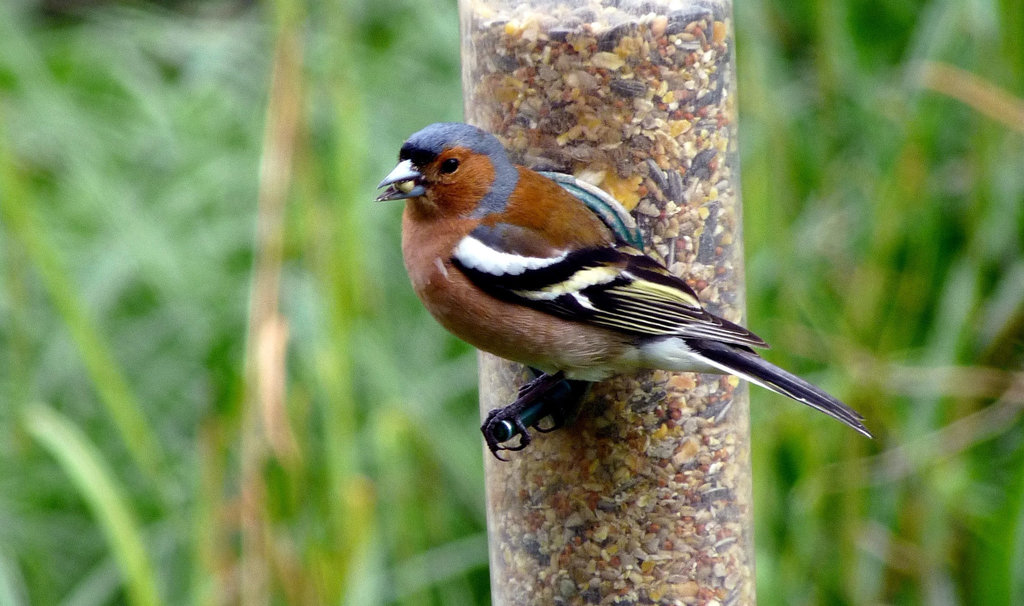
[462,1,755,603]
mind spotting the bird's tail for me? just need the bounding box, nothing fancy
[687,338,873,438]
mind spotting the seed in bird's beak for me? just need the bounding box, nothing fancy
[376,159,426,201]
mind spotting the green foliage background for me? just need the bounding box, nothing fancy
[0,0,1021,604]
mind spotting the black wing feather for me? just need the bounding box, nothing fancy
[452,229,767,349]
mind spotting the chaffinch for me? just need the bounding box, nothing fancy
[377,122,871,458]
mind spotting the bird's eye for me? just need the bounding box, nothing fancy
[439,158,460,174]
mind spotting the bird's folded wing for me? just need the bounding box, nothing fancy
[452,223,768,349]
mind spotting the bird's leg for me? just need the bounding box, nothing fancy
[482,371,564,460]
[528,374,590,433]
[481,370,590,460]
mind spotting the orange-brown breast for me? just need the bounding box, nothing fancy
[400,202,630,376]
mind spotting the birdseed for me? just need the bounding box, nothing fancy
[463,0,755,604]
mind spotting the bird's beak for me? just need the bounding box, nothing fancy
[376,159,425,201]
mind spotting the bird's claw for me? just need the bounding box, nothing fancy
[482,371,591,460]
[482,408,534,460]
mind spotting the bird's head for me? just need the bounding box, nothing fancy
[376,122,518,218]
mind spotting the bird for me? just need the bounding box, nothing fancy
[376,122,872,459]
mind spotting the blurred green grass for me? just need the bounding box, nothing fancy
[0,0,1021,604]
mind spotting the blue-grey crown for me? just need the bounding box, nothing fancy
[399,122,509,167]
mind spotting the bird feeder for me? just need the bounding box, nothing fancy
[461,0,756,603]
